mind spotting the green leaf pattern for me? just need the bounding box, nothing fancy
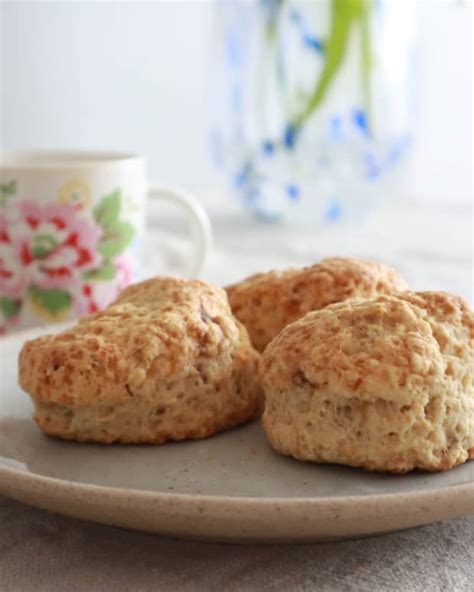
[28,286,72,316]
[92,189,135,279]
[0,180,17,207]
[97,221,135,259]
[0,297,22,320]
[83,261,117,281]
[93,192,121,228]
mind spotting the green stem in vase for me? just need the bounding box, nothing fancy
[292,0,373,130]
[360,0,374,126]
[265,0,284,42]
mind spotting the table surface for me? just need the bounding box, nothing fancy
[1,197,473,592]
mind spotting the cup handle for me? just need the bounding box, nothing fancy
[147,185,212,278]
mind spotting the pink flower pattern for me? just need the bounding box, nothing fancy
[0,193,136,332]
[0,201,102,297]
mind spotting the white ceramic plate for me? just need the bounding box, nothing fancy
[0,326,473,543]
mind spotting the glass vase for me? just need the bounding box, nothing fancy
[211,0,416,223]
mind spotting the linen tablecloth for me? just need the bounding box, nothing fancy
[1,497,472,592]
[1,197,473,591]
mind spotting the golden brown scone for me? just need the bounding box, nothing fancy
[19,278,263,444]
[260,291,474,473]
[226,257,407,352]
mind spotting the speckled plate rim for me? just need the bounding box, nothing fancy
[1,462,473,543]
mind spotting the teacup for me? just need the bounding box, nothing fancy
[0,150,211,333]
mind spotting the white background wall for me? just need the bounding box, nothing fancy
[1,0,472,204]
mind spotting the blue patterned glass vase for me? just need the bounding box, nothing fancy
[211,0,416,223]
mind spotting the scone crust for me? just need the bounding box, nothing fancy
[226,257,407,351]
[19,277,263,443]
[260,291,474,473]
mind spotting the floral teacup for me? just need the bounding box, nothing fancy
[0,150,211,333]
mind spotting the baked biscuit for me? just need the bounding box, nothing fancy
[19,277,263,443]
[226,257,407,351]
[260,291,473,473]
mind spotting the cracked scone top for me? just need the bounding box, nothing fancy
[260,291,473,473]
[19,277,263,443]
[226,257,407,352]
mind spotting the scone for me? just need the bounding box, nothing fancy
[226,257,407,352]
[260,291,473,473]
[19,277,263,443]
